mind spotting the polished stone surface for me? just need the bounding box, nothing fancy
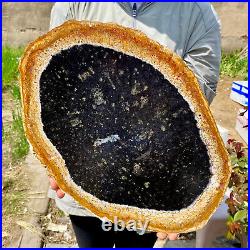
[40,44,211,211]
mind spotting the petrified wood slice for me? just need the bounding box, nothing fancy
[19,21,231,233]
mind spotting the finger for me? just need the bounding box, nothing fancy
[157,232,168,240]
[49,177,59,190]
[168,233,178,241]
[56,188,65,198]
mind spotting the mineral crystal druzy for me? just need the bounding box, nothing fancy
[40,44,211,211]
[20,21,231,233]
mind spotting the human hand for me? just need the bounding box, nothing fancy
[156,232,178,240]
[49,177,65,198]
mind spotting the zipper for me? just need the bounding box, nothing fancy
[118,2,154,28]
[118,3,154,28]
[132,3,137,28]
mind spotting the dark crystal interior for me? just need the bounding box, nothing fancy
[40,44,211,211]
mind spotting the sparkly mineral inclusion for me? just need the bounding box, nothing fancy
[40,44,211,211]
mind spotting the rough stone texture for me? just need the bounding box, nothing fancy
[40,44,211,211]
[17,150,50,248]
[19,217,43,248]
[25,151,50,214]
[2,2,248,52]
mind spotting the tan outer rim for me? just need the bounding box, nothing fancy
[19,20,231,233]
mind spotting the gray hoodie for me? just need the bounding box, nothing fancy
[48,2,221,217]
